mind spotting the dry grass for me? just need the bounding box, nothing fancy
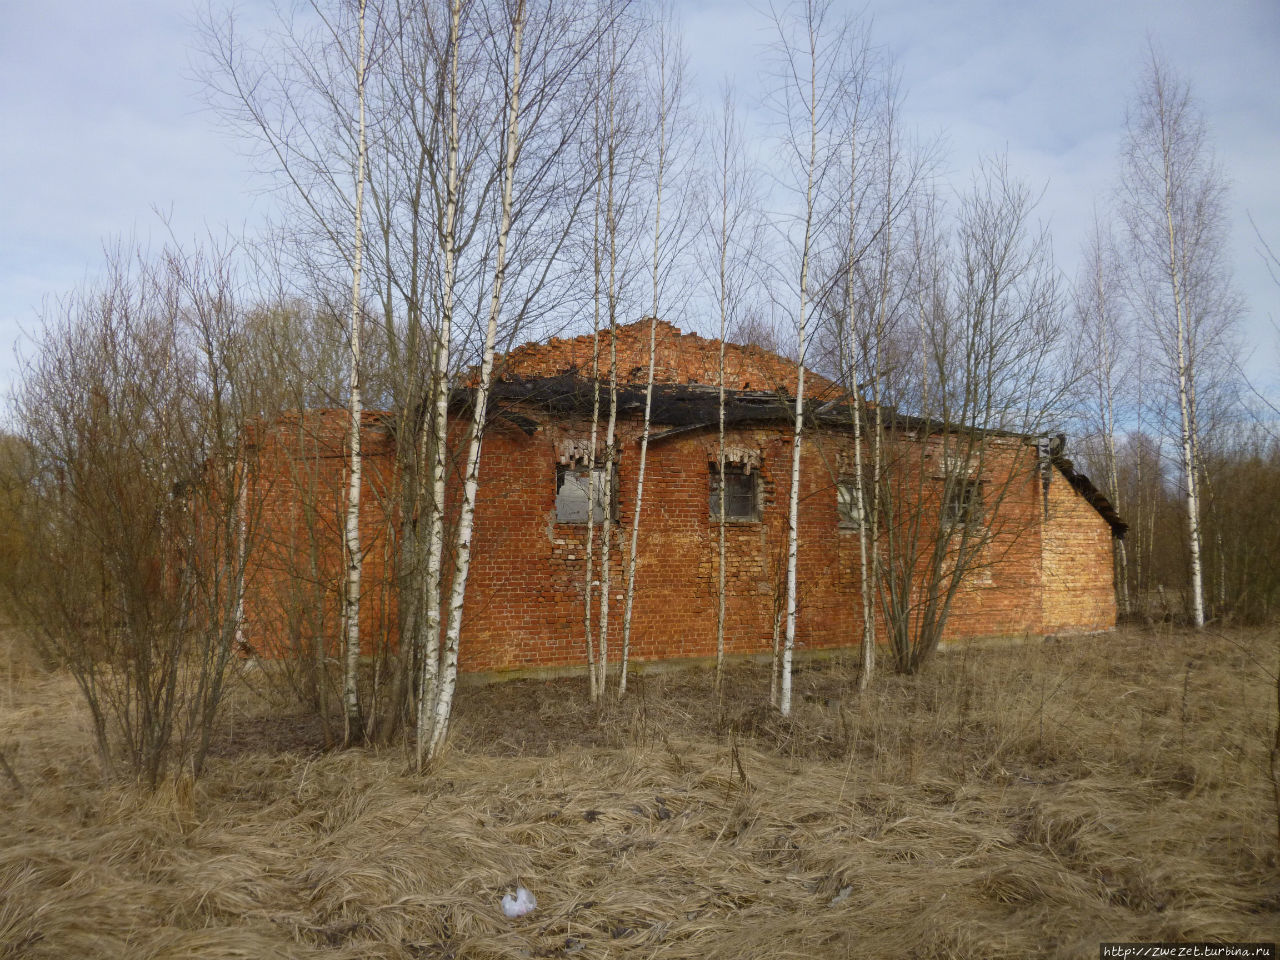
[1,625,1278,958]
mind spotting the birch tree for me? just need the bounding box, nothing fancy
[204,0,398,738]
[414,0,465,764]
[423,0,527,761]
[765,0,851,716]
[820,42,925,691]
[583,2,645,700]
[582,167,604,700]
[596,54,621,698]
[702,84,761,693]
[341,0,368,747]
[416,0,615,758]
[208,0,614,747]
[597,220,619,695]
[620,3,692,696]
[1073,214,1133,617]
[579,72,612,703]
[1119,51,1240,628]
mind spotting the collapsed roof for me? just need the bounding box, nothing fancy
[426,319,1123,538]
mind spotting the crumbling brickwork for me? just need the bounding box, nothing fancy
[495,319,840,396]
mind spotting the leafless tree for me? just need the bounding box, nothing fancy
[421,0,528,762]
[1072,213,1133,617]
[764,0,863,715]
[8,242,274,786]
[205,0,616,753]
[1118,51,1241,628]
[877,158,1071,672]
[702,83,762,693]
[580,0,645,701]
[340,0,369,747]
[619,2,695,697]
[817,41,932,691]
[582,100,606,703]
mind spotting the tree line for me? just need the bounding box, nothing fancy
[1070,54,1277,627]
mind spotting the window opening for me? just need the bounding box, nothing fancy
[943,479,982,527]
[556,463,614,524]
[710,462,759,522]
[836,478,863,528]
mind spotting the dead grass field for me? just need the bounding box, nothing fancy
[1,625,1278,959]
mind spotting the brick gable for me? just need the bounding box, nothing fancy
[495,319,840,398]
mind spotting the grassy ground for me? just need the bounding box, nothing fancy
[1,625,1278,958]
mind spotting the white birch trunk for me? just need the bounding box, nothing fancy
[427,0,525,761]
[597,319,617,696]
[582,142,604,701]
[1165,164,1205,628]
[618,308,655,698]
[868,398,883,674]
[849,365,873,690]
[583,215,603,701]
[582,45,610,704]
[1176,340,1204,627]
[341,0,368,746]
[415,0,463,769]
[620,56,673,695]
[780,26,820,719]
[1121,57,1232,631]
[842,118,877,693]
[781,325,807,717]
[715,265,727,694]
[621,13,684,696]
[596,51,621,698]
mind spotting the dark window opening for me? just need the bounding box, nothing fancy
[556,463,615,524]
[710,462,759,522]
[943,479,982,527]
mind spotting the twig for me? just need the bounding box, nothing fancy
[729,729,750,790]
[1271,640,1280,854]
[0,745,26,797]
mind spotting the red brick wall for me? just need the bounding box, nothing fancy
[841,434,1050,644]
[239,410,1118,672]
[459,418,863,671]
[241,410,398,659]
[237,325,1119,669]
[1040,464,1119,634]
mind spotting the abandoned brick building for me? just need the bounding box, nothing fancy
[241,320,1126,675]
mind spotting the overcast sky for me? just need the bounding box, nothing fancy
[2,0,1277,398]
